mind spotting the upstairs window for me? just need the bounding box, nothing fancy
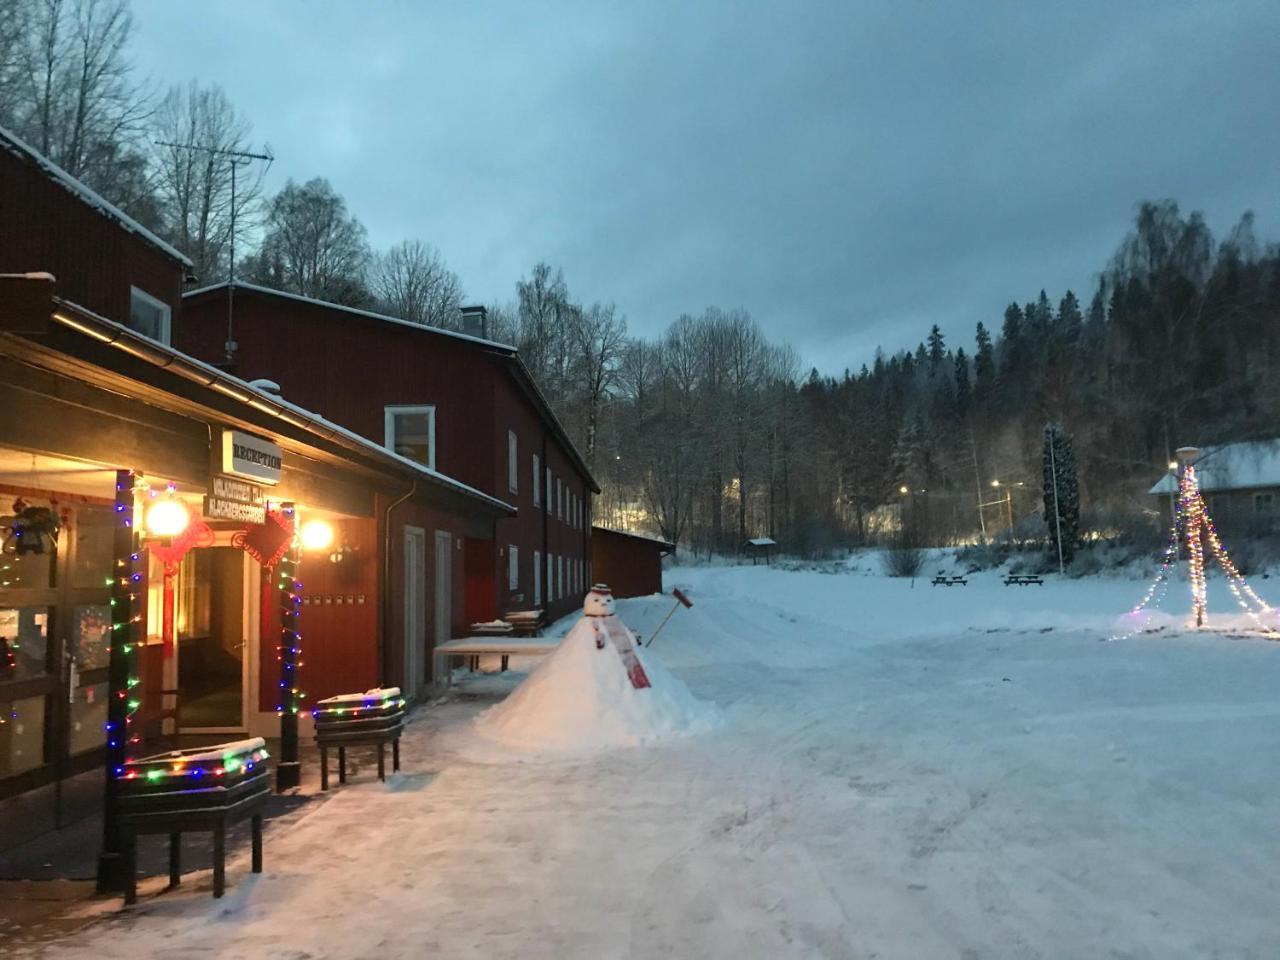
[533,454,541,506]
[508,545,519,590]
[508,431,518,492]
[384,405,436,469]
[129,287,171,343]
[545,467,552,512]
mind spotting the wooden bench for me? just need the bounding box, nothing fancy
[504,609,546,637]
[434,636,560,688]
[1004,574,1045,586]
[931,575,968,586]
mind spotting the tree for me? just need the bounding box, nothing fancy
[369,239,463,327]
[1042,422,1079,565]
[245,177,370,305]
[2,0,156,221]
[953,347,971,417]
[927,324,946,375]
[572,302,627,468]
[150,81,262,284]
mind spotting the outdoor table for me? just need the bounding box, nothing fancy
[313,688,407,790]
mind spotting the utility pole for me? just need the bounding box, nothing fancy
[154,140,273,366]
[1048,433,1065,575]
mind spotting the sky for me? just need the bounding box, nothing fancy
[129,1,1280,374]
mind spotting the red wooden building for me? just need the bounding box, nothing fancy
[177,283,600,632]
[0,125,509,812]
[590,526,673,599]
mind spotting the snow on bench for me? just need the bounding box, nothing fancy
[434,636,561,687]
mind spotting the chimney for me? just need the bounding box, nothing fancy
[460,305,488,339]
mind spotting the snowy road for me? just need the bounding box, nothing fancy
[30,564,1280,959]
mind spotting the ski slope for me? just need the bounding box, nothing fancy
[27,563,1280,959]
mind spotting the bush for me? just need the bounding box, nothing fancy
[881,546,927,578]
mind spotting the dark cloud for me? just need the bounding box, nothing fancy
[132,1,1280,370]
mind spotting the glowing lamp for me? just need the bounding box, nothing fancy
[145,497,190,538]
[300,519,335,552]
[898,485,909,495]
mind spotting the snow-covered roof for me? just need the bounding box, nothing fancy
[0,124,192,268]
[183,281,516,351]
[1148,441,1280,495]
[591,525,675,549]
[45,294,515,514]
[746,537,777,547]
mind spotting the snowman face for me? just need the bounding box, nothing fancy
[583,587,615,616]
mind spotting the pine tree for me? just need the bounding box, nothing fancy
[954,347,971,417]
[1057,290,1083,350]
[927,324,946,375]
[1042,423,1080,564]
[974,321,995,401]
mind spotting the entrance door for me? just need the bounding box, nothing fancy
[177,546,250,731]
[403,527,426,700]
[433,531,452,671]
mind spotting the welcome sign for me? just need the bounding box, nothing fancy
[220,429,283,485]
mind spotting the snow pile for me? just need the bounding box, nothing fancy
[473,614,721,754]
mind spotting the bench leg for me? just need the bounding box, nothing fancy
[320,745,329,791]
[338,747,347,784]
[213,822,226,899]
[378,742,386,782]
[501,654,509,672]
[123,826,138,906]
[168,831,181,888]
[393,737,401,772]
[251,814,263,874]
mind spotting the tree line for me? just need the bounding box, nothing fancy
[7,2,1280,560]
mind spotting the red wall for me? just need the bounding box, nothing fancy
[0,143,184,322]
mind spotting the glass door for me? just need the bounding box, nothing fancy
[176,545,250,732]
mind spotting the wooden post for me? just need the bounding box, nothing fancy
[97,470,141,893]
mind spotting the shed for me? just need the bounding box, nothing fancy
[590,526,673,598]
[1148,440,1280,531]
[743,537,777,565]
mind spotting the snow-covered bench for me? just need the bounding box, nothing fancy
[434,636,560,687]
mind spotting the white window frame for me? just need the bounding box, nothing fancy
[554,477,561,520]
[508,545,519,591]
[532,454,541,507]
[129,286,172,344]
[559,556,565,599]
[508,430,518,493]
[533,549,542,605]
[384,405,437,470]
[545,467,552,513]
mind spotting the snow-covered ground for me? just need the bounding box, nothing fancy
[28,564,1280,959]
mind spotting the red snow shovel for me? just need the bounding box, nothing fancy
[645,588,693,647]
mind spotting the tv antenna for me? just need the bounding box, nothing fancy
[154,140,274,366]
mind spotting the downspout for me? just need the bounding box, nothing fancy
[542,430,549,613]
[380,478,417,685]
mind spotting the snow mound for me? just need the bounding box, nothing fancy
[472,615,722,754]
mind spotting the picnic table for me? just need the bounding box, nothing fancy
[434,635,560,687]
[1003,574,1045,586]
[931,574,968,586]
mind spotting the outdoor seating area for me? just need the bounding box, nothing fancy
[1004,574,1045,586]
[931,574,968,586]
[433,636,561,687]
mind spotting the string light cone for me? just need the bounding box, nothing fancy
[1115,455,1278,640]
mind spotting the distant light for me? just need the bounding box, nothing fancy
[991,479,1001,487]
[145,497,190,538]
[898,485,909,495]
[1168,461,1178,470]
[300,519,335,552]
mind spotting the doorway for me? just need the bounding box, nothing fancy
[176,546,251,731]
[434,531,452,668]
[403,527,426,700]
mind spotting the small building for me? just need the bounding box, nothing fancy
[743,537,777,565]
[1148,441,1280,532]
[590,526,673,599]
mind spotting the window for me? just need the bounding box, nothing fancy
[533,454,541,506]
[545,467,552,512]
[508,431,518,492]
[508,545,519,590]
[129,287,171,343]
[554,477,561,520]
[533,550,542,605]
[559,556,565,598]
[384,406,436,469]
[1255,493,1274,515]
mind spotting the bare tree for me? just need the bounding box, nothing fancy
[150,81,262,283]
[369,239,463,327]
[6,0,153,206]
[572,302,627,468]
[516,262,570,399]
[244,177,370,305]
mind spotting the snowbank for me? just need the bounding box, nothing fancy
[472,614,721,754]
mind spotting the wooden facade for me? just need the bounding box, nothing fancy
[591,526,672,599]
[177,284,599,633]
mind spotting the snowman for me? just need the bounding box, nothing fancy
[582,584,650,689]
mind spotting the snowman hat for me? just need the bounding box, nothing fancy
[588,583,612,595]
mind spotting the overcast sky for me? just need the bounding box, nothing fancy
[131,1,1280,373]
